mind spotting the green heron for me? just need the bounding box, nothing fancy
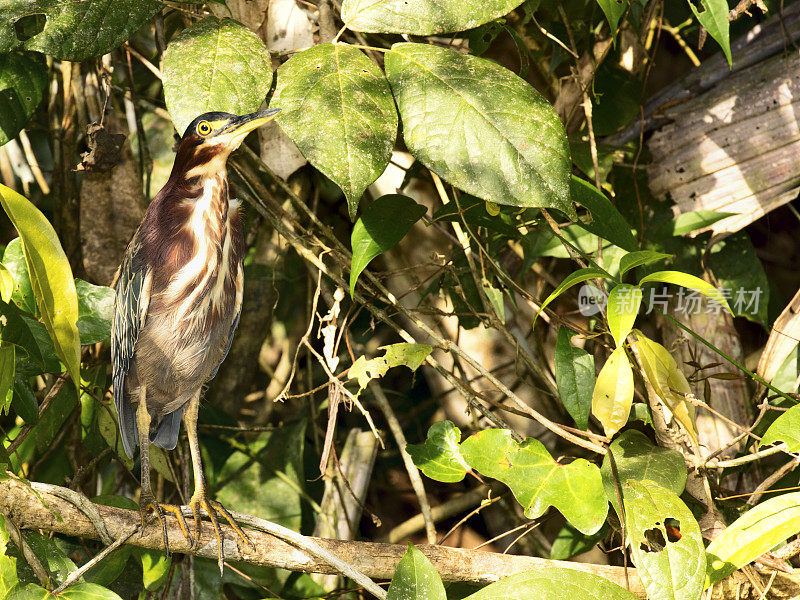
[111,108,279,562]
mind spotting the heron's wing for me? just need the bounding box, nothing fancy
[111,232,150,459]
[208,308,240,380]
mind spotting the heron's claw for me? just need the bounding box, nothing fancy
[188,490,254,573]
[138,492,171,555]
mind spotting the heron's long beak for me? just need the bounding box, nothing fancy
[220,108,281,145]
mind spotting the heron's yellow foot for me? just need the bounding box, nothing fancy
[188,489,254,570]
[138,492,172,555]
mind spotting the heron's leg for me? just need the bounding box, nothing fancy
[184,391,253,570]
[136,386,170,553]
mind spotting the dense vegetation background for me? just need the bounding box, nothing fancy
[2,0,800,599]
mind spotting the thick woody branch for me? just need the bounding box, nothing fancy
[1,479,643,595]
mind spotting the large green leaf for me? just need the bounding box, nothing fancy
[386,43,573,216]
[601,430,686,516]
[0,513,18,596]
[624,480,705,600]
[461,568,640,600]
[406,420,469,483]
[571,175,636,252]
[162,17,272,136]
[592,346,633,437]
[0,52,47,146]
[5,582,124,599]
[0,184,81,388]
[706,492,800,585]
[75,280,114,345]
[387,544,445,600]
[688,0,732,67]
[342,0,525,35]
[0,0,161,61]
[554,327,595,430]
[461,429,607,534]
[350,194,426,295]
[275,43,398,219]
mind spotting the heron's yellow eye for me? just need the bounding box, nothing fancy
[197,121,212,136]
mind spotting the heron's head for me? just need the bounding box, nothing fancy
[177,109,280,177]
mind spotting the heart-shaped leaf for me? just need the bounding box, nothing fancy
[0,52,47,146]
[342,0,526,35]
[386,43,573,216]
[163,17,272,136]
[407,420,469,483]
[275,43,398,219]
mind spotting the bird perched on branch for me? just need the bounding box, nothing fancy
[111,108,280,564]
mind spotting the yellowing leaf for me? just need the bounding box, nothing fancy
[632,333,698,442]
[0,262,13,303]
[606,284,641,347]
[592,346,633,437]
[0,184,80,388]
[349,343,432,391]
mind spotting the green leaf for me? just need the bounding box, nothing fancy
[386,43,573,216]
[162,17,272,136]
[460,567,640,600]
[483,284,505,323]
[349,194,426,295]
[597,0,630,41]
[5,582,125,599]
[0,52,47,147]
[0,514,18,597]
[571,176,636,252]
[24,530,77,585]
[601,430,686,516]
[550,523,606,560]
[0,343,14,414]
[533,267,612,330]
[761,404,800,451]
[0,262,13,303]
[639,270,731,314]
[0,0,161,60]
[667,210,737,236]
[406,421,469,483]
[387,544,445,600]
[0,185,81,389]
[4,237,37,315]
[461,429,607,534]
[11,377,37,424]
[343,0,525,34]
[554,327,595,430]
[217,420,306,529]
[96,399,133,469]
[709,232,768,324]
[624,480,705,600]
[705,492,800,586]
[619,251,671,277]
[688,0,732,67]
[138,549,171,591]
[772,344,800,394]
[592,346,633,437]
[275,43,398,219]
[606,284,641,347]
[349,343,432,391]
[75,280,114,345]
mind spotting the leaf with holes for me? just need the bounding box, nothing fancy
[0,0,161,60]
[276,43,398,219]
[706,492,800,586]
[554,327,595,430]
[601,430,686,517]
[342,0,526,35]
[461,429,607,534]
[761,404,800,451]
[624,480,705,600]
[0,184,81,389]
[350,194,426,295]
[163,17,272,136]
[597,0,630,41]
[407,420,469,483]
[386,43,573,216]
[592,346,633,437]
[387,544,445,600]
[0,52,47,147]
